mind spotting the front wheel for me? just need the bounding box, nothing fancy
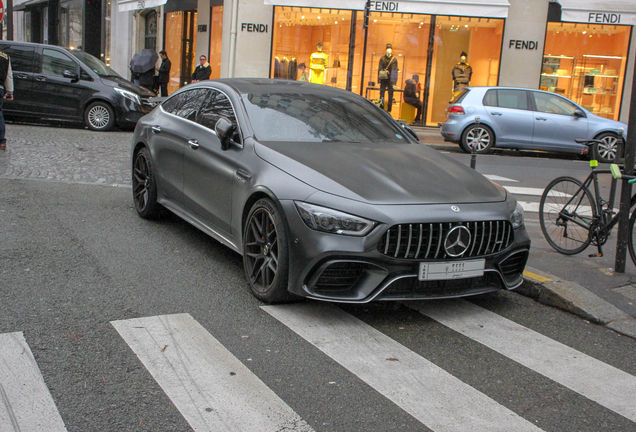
[628,210,636,267]
[85,101,115,131]
[539,177,596,255]
[460,124,494,154]
[243,198,293,303]
[594,132,622,163]
[132,147,162,219]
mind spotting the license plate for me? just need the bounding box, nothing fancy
[419,259,485,281]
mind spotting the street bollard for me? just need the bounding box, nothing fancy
[470,116,480,169]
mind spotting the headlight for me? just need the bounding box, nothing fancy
[295,202,376,236]
[511,201,524,229]
[115,87,142,105]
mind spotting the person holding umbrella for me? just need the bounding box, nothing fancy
[130,49,159,93]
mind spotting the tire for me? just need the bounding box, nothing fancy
[243,198,293,303]
[132,147,162,219]
[628,210,636,268]
[539,176,596,255]
[85,101,115,131]
[460,124,495,154]
[594,132,622,163]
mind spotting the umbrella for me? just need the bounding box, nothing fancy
[130,49,159,73]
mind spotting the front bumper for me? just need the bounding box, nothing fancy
[115,97,154,128]
[280,199,531,303]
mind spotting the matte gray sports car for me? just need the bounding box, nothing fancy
[131,79,530,303]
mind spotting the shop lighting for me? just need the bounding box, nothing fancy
[301,15,304,18]
[584,55,622,59]
[583,31,586,34]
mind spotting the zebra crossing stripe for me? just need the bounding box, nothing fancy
[0,332,68,432]
[412,299,636,422]
[262,303,544,432]
[111,314,314,432]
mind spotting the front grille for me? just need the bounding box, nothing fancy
[378,221,514,260]
[499,251,529,284]
[379,273,502,300]
[314,262,365,294]
[140,96,155,108]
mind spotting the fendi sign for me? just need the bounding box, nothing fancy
[241,23,268,33]
[509,40,539,50]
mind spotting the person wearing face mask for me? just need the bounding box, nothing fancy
[378,43,398,112]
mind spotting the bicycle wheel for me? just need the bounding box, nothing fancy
[539,176,596,255]
[628,209,636,267]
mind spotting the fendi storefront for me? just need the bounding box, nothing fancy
[266,0,509,126]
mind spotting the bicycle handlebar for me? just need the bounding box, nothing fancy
[610,163,636,183]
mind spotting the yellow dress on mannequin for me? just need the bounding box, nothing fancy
[310,43,328,84]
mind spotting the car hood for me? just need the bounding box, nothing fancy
[254,141,506,205]
[100,76,155,97]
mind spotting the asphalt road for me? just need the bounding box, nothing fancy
[1,124,636,432]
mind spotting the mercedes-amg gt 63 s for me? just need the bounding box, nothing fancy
[131,79,529,303]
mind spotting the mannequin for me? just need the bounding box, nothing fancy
[310,42,329,84]
[378,43,398,112]
[452,51,472,97]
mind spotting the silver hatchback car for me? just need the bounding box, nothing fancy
[440,87,627,163]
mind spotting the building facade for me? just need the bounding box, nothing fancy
[5,0,636,125]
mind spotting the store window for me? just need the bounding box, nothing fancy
[103,0,111,65]
[145,10,157,51]
[271,7,352,86]
[542,22,631,121]
[60,0,83,50]
[354,11,432,123]
[165,11,198,95]
[427,15,504,126]
[209,5,223,80]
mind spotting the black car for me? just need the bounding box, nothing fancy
[0,41,155,131]
[132,79,530,303]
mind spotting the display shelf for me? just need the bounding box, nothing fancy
[540,55,576,99]
[575,54,622,120]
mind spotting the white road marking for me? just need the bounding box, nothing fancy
[484,174,518,182]
[263,303,544,432]
[111,314,314,432]
[0,332,68,432]
[412,299,636,422]
[503,186,545,196]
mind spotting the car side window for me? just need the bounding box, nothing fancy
[174,89,208,121]
[0,45,36,73]
[496,90,528,110]
[533,92,578,116]
[483,89,497,107]
[42,49,77,76]
[161,93,185,115]
[198,90,240,143]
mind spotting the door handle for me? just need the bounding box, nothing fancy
[491,112,502,116]
[188,139,200,149]
[16,74,29,79]
[151,126,161,134]
[236,169,252,181]
[536,117,547,121]
[35,76,47,82]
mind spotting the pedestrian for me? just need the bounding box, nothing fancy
[157,50,171,96]
[0,49,14,151]
[191,55,211,82]
[138,67,155,92]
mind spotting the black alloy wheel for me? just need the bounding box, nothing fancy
[243,198,293,303]
[132,147,161,219]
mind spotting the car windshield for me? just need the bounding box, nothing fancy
[243,91,409,143]
[72,51,120,77]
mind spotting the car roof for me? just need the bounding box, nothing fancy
[200,78,355,97]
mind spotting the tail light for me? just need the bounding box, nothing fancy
[447,105,465,115]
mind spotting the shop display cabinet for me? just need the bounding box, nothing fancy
[575,54,622,119]
[540,55,576,100]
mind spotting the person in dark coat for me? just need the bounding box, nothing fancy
[157,50,171,96]
[191,55,211,82]
[0,49,14,151]
[404,74,422,124]
[138,68,155,92]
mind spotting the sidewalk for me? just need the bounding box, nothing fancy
[412,126,636,339]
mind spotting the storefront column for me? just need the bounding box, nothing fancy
[499,0,548,88]
[111,4,136,78]
[619,29,636,124]
[232,0,272,77]
[196,0,211,59]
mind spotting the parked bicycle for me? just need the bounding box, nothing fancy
[539,132,636,260]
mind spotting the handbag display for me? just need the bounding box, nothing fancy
[379,70,390,80]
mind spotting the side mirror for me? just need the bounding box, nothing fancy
[402,124,419,141]
[63,70,79,81]
[215,117,234,151]
[574,109,585,118]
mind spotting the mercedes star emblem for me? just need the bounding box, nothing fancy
[451,206,460,212]
[444,226,471,257]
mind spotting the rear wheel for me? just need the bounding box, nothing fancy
[594,132,622,163]
[628,210,636,267]
[460,124,494,154]
[243,198,294,303]
[85,101,115,131]
[539,176,595,255]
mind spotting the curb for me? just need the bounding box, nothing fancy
[518,266,636,339]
